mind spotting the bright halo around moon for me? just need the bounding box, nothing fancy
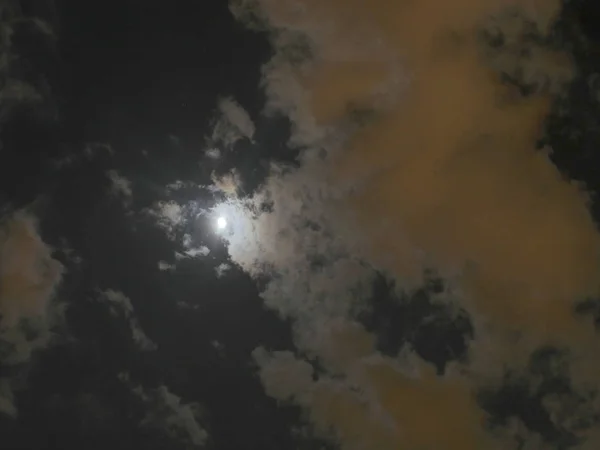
[216,216,228,230]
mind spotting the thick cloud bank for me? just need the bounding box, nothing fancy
[216,1,600,449]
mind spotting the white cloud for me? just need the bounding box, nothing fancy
[214,263,230,277]
[145,201,184,241]
[180,234,211,259]
[210,97,255,147]
[183,246,210,258]
[204,148,221,159]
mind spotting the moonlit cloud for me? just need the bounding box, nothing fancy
[210,97,256,147]
[211,169,242,196]
[212,161,376,320]
[145,200,185,241]
[216,216,227,230]
[227,0,600,449]
[180,246,210,259]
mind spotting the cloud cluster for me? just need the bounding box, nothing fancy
[220,0,600,449]
[211,160,375,323]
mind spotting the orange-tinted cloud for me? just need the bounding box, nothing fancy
[0,211,63,416]
[291,0,599,342]
[0,211,63,330]
[234,0,600,448]
[245,0,600,345]
[256,322,498,450]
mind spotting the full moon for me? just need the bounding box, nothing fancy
[216,216,227,230]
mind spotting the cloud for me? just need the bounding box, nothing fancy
[52,142,115,169]
[130,381,209,448]
[0,378,17,418]
[312,0,597,352]
[146,200,185,241]
[253,336,498,450]
[166,180,197,193]
[214,263,230,278]
[204,148,221,160]
[225,0,600,449]
[158,260,176,271]
[106,169,133,205]
[211,166,375,325]
[210,97,255,147]
[100,289,156,352]
[146,198,215,249]
[177,246,210,259]
[181,234,211,258]
[0,211,64,350]
[145,194,219,266]
[211,169,242,196]
[0,5,57,125]
[0,79,42,105]
[0,210,64,415]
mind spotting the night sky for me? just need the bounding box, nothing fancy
[3,1,600,449]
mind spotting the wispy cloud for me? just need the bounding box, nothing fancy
[125,377,209,448]
[99,289,156,352]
